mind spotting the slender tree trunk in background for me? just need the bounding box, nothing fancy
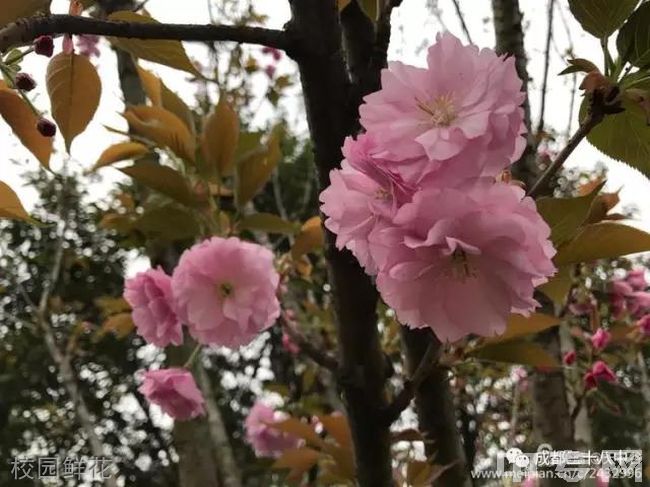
[491,0,538,186]
[491,6,575,483]
[401,329,472,487]
[288,1,393,484]
[97,2,231,485]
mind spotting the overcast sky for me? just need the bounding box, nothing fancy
[1,0,649,237]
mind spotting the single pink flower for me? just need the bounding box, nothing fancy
[637,315,650,337]
[172,237,280,348]
[584,361,617,390]
[139,368,205,420]
[123,267,183,347]
[282,332,300,355]
[626,268,647,291]
[63,35,74,55]
[590,328,611,351]
[629,291,650,318]
[369,180,556,342]
[262,46,282,62]
[608,279,633,319]
[320,160,414,274]
[77,35,101,58]
[521,476,538,487]
[563,350,576,366]
[359,32,525,173]
[244,401,299,457]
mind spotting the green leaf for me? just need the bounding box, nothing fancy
[538,265,574,307]
[0,0,49,29]
[482,313,560,345]
[235,128,282,207]
[118,161,200,207]
[468,340,559,368]
[617,2,650,68]
[133,205,200,241]
[359,0,379,21]
[0,180,35,223]
[581,96,650,179]
[200,97,240,179]
[238,213,297,235]
[555,222,650,266]
[558,58,599,75]
[108,11,201,76]
[88,142,149,173]
[291,216,324,259]
[568,0,639,38]
[46,52,101,151]
[536,180,605,245]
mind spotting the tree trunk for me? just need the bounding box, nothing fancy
[401,329,472,487]
[492,3,575,475]
[288,1,393,485]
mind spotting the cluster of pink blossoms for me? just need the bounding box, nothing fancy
[320,33,556,342]
[244,401,300,458]
[124,237,281,420]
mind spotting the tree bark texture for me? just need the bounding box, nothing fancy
[288,1,393,484]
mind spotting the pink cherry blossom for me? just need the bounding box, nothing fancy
[584,361,617,390]
[123,267,183,347]
[139,368,205,421]
[244,401,299,457]
[77,35,101,58]
[608,279,633,319]
[369,180,556,342]
[629,291,650,318]
[262,46,282,62]
[563,350,576,366]
[637,315,650,337]
[320,160,414,274]
[590,328,611,351]
[596,469,610,487]
[359,32,525,174]
[626,268,647,291]
[172,237,281,348]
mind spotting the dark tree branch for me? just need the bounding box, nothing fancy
[491,0,538,188]
[383,336,441,424]
[279,313,339,372]
[527,96,605,198]
[287,0,393,484]
[536,0,555,134]
[400,329,471,486]
[451,0,473,44]
[0,14,290,53]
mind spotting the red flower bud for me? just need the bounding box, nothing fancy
[563,350,576,366]
[34,36,55,57]
[15,73,36,92]
[36,118,57,137]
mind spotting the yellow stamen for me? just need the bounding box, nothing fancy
[416,93,457,127]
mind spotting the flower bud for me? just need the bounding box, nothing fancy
[36,118,57,137]
[34,36,54,57]
[15,73,36,92]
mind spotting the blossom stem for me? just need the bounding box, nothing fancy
[527,104,604,198]
[183,344,203,369]
[0,15,289,53]
[278,312,339,372]
[383,337,442,425]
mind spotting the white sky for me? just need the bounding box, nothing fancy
[1,0,649,236]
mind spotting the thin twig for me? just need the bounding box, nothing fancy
[527,98,605,198]
[536,0,555,134]
[383,338,441,425]
[0,15,290,53]
[451,0,473,44]
[279,312,339,372]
